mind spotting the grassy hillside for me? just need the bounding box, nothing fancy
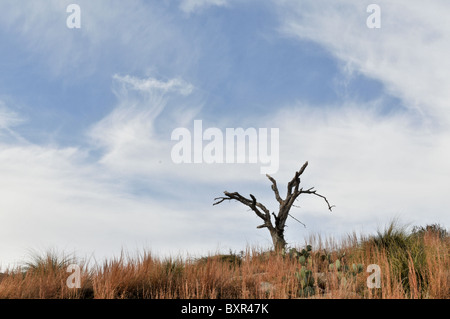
[0,222,448,299]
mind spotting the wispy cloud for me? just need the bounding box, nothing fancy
[276,0,450,126]
[112,74,194,96]
[0,0,195,79]
[179,0,229,13]
[88,74,201,179]
[0,101,22,131]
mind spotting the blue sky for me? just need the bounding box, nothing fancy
[1,0,449,269]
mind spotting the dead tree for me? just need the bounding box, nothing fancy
[213,161,334,251]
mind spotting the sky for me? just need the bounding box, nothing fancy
[0,0,449,269]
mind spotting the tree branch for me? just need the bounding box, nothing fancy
[287,161,308,196]
[289,213,307,228]
[213,191,271,223]
[300,188,335,211]
[266,174,283,205]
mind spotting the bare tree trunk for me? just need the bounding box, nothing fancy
[214,161,334,251]
[269,228,286,252]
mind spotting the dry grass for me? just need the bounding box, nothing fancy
[0,223,448,299]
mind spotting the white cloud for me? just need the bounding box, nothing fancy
[112,74,194,96]
[89,75,199,178]
[179,0,229,13]
[0,101,28,144]
[0,101,22,130]
[276,0,450,126]
[0,0,195,78]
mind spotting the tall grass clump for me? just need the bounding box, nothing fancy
[0,249,94,299]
